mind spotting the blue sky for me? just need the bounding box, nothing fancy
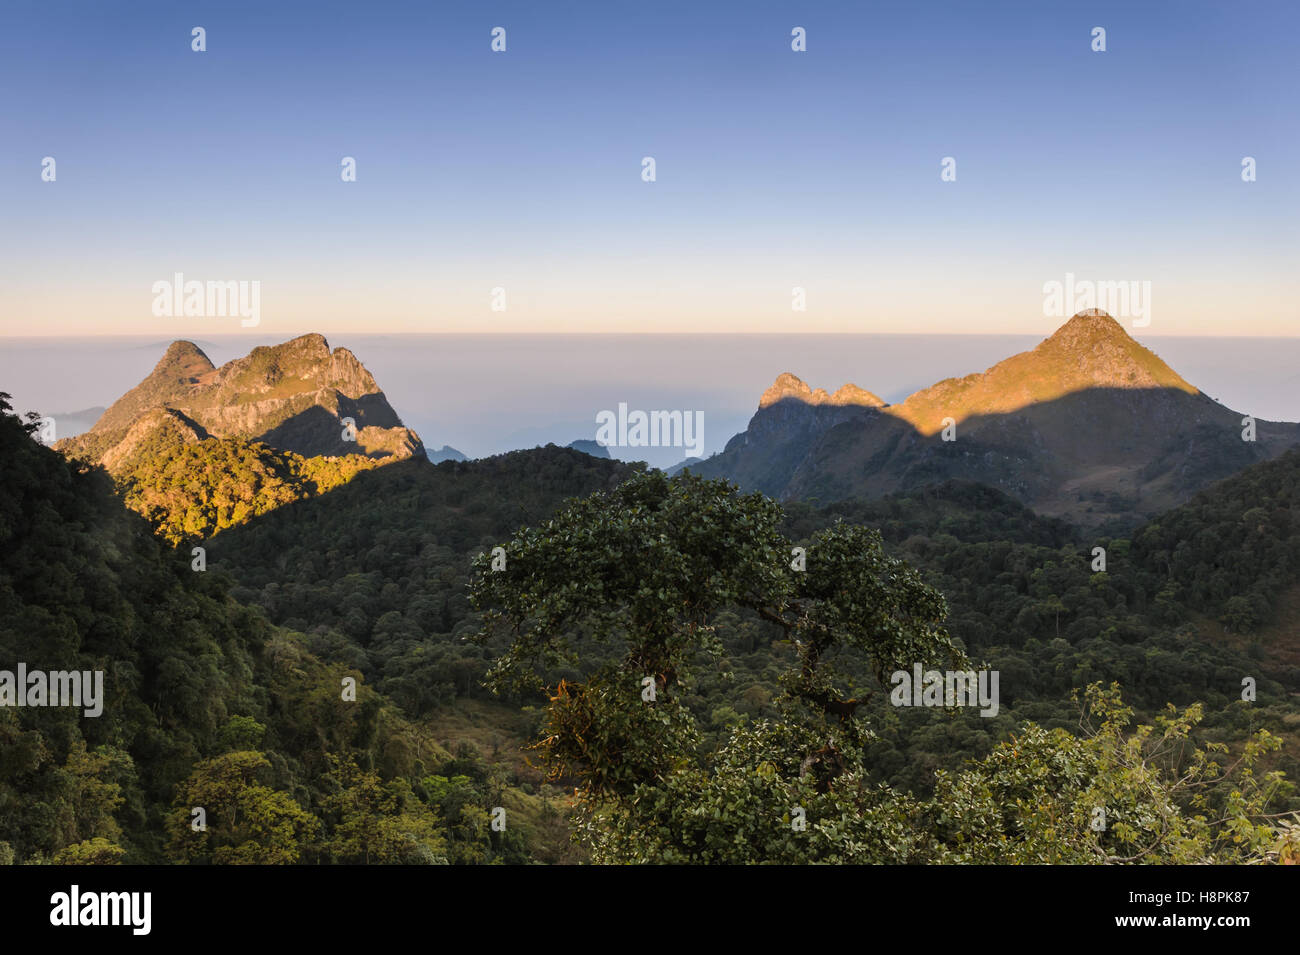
[1,0,1296,335]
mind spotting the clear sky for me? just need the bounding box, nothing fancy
[1,0,1296,337]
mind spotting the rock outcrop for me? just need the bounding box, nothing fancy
[58,334,424,473]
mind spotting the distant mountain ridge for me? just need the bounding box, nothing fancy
[687,311,1300,527]
[58,333,424,471]
[566,439,611,458]
[38,406,105,441]
[427,445,469,464]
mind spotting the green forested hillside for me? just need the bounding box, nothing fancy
[117,434,381,546]
[1132,448,1300,635]
[0,395,543,864]
[206,447,632,715]
[209,457,1300,811]
[783,480,1300,797]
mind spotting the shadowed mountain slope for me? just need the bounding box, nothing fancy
[687,311,1300,527]
[58,334,424,471]
[51,335,428,543]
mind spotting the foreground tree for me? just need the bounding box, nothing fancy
[471,470,961,861]
[929,684,1299,864]
[472,470,1299,863]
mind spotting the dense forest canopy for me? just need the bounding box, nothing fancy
[469,470,1297,863]
[205,446,1300,804]
[3,392,1299,864]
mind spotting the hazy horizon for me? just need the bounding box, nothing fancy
[6,331,1299,468]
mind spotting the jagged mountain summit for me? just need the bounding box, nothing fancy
[759,373,887,410]
[890,309,1196,435]
[59,334,424,472]
[686,311,1300,527]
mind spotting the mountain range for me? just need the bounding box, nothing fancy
[686,310,1300,528]
[46,313,1300,542]
[428,445,469,463]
